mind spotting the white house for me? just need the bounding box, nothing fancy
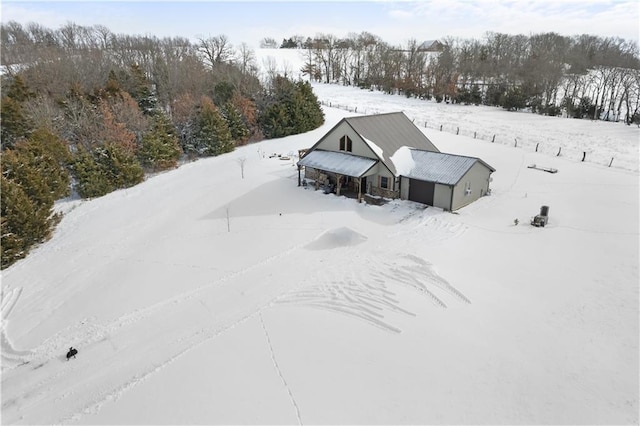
[297,111,495,211]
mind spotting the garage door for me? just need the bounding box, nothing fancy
[408,179,435,205]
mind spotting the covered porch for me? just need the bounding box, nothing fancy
[297,150,378,202]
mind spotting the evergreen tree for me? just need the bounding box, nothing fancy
[103,143,145,189]
[0,129,69,269]
[213,81,235,106]
[2,129,72,206]
[258,76,324,138]
[1,176,48,268]
[1,76,34,148]
[193,96,234,156]
[72,143,144,198]
[500,86,528,111]
[292,79,324,131]
[221,102,250,144]
[1,96,32,148]
[139,113,183,171]
[72,149,113,198]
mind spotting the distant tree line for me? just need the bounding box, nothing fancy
[271,31,640,123]
[0,21,324,269]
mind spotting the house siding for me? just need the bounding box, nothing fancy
[315,122,378,160]
[298,113,493,208]
[400,176,410,199]
[451,162,492,210]
[308,121,400,198]
[434,184,452,210]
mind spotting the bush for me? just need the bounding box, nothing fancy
[258,76,324,139]
[138,113,182,171]
[72,143,144,198]
[0,132,71,268]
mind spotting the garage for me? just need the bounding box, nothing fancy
[398,149,495,211]
[408,178,435,205]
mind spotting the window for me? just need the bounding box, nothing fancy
[380,176,389,189]
[339,135,352,152]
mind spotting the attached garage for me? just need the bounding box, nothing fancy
[408,179,435,205]
[399,149,495,211]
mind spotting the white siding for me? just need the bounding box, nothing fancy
[315,122,378,159]
[433,184,452,210]
[400,176,410,199]
[451,162,492,210]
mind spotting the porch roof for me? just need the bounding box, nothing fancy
[298,150,378,177]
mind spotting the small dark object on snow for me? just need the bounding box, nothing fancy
[66,347,78,360]
[531,205,549,227]
[527,164,558,174]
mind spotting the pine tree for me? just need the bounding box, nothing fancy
[103,142,145,189]
[0,175,58,269]
[193,96,234,156]
[258,76,324,138]
[221,102,249,144]
[139,113,183,171]
[1,96,32,148]
[71,143,144,198]
[1,176,38,268]
[72,149,113,198]
[2,129,72,206]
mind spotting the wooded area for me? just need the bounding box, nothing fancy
[0,21,325,268]
[273,31,640,123]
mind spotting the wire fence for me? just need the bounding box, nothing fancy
[320,100,636,172]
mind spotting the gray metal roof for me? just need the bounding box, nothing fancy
[298,150,378,177]
[342,112,439,176]
[402,149,495,186]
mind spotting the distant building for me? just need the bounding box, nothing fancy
[417,40,445,52]
[297,112,495,211]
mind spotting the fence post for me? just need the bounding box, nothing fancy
[609,157,614,167]
[582,151,586,162]
[440,125,443,131]
[535,142,539,152]
[514,138,518,147]
[492,135,496,143]
[456,127,459,135]
[557,147,562,156]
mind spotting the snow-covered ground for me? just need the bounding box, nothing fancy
[1,81,639,424]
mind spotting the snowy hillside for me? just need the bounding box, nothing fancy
[1,83,638,424]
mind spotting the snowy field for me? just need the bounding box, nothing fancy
[1,74,639,424]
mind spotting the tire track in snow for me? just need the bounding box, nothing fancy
[276,249,470,333]
[259,313,303,426]
[3,239,313,424]
[21,239,309,369]
[1,288,33,370]
[56,306,269,425]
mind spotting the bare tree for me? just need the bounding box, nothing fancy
[198,34,233,69]
[237,157,246,178]
[237,42,257,76]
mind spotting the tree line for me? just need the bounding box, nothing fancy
[273,31,640,123]
[0,21,324,269]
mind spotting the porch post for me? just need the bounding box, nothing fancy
[357,177,362,203]
[297,165,301,186]
[336,174,342,196]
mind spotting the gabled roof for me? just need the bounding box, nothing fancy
[418,40,444,51]
[298,150,378,177]
[401,149,495,186]
[341,112,439,175]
